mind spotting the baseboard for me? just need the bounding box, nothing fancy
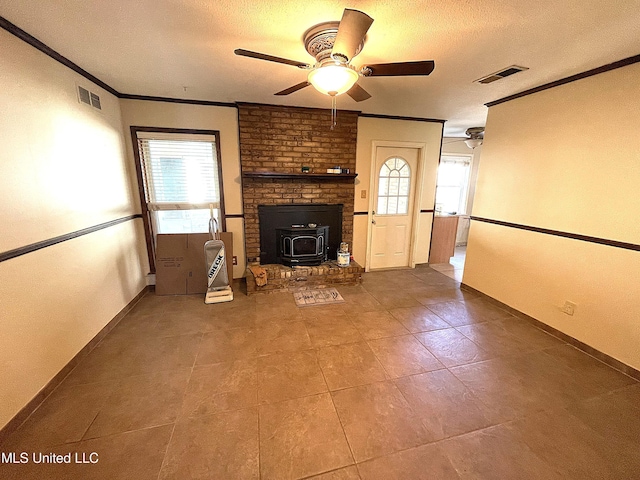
[460,283,640,382]
[0,286,151,445]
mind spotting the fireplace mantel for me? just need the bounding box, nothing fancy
[242,171,357,181]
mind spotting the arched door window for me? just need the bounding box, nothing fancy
[377,157,411,215]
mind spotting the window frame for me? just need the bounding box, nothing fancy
[130,126,225,273]
[376,156,412,216]
[435,154,473,215]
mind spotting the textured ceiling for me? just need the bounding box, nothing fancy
[1,0,639,135]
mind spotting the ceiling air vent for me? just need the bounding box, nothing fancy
[474,65,529,84]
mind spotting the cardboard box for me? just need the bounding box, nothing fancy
[155,232,233,295]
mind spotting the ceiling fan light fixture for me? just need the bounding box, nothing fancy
[464,138,483,149]
[464,127,484,149]
[307,64,359,96]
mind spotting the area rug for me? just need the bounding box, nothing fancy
[293,288,345,307]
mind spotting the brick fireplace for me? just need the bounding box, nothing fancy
[238,103,359,264]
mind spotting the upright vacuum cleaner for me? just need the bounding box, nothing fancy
[204,206,233,304]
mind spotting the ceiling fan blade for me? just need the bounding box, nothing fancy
[234,49,310,68]
[346,83,372,102]
[362,60,435,77]
[331,9,374,62]
[274,82,310,96]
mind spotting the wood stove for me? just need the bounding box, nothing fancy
[276,225,329,266]
[258,204,343,265]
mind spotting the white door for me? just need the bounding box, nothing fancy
[369,147,419,269]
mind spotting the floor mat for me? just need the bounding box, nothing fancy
[293,288,345,307]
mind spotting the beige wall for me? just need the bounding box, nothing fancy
[354,117,443,267]
[0,30,148,430]
[118,100,245,278]
[464,62,640,370]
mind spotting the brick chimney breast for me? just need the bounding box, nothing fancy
[238,103,358,263]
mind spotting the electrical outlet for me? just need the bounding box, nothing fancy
[562,301,576,316]
[232,256,237,265]
[361,190,367,199]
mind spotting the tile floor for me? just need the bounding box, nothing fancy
[430,246,466,282]
[1,266,639,479]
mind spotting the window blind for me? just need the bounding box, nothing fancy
[138,135,220,211]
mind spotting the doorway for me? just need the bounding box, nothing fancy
[367,145,422,270]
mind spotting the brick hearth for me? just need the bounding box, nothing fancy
[245,261,363,295]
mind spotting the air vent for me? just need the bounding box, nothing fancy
[474,65,529,84]
[77,86,91,105]
[90,92,102,110]
[77,85,102,111]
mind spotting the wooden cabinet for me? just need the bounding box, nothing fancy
[429,215,459,264]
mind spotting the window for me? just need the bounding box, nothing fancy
[132,128,225,271]
[377,157,411,215]
[435,155,472,215]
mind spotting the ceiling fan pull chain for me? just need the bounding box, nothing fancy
[331,95,337,130]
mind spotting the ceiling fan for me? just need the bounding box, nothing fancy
[443,127,485,149]
[234,8,435,103]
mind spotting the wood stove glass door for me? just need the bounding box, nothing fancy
[370,147,418,269]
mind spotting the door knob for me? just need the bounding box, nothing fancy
[372,219,376,225]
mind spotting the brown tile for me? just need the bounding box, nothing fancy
[1,380,114,450]
[491,317,564,350]
[388,306,451,333]
[364,288,422,309]
[152,310,217,337]
[463,297,514,320]
[511,407,633,479]
[415,328,493,367]
[78,424,173,480]
[440,424,560,480]
[305,315,363,348]
[413,285,469,305]
[259,393,353,480]
[180,360,257,418]
[569,386,640,464]
[258,350,327,403]
[307,465,361,479]
[450,353,576,420]
[255,292,303,323]
[331,381,430,462]
[108,309,160,338]
[509,347,629,406]
[150,298,257,335]
[160,408,259,480]
[456,322,536,357]
[317,342,387,390]
[84,369,191,439]
[540,344,637,394]
[303,303,349,319]
[196,327,257,364]
[256,320,312,354]
[395,370,500,441]
[449,356,535,420]
[426,301,488,326]
[130,332,203,374]
[64,333,140,385]
[339,291,384,315]
[367,335,443,378]
[350,310,409,340]
[357,443,460,480]
[607,382,640,406]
